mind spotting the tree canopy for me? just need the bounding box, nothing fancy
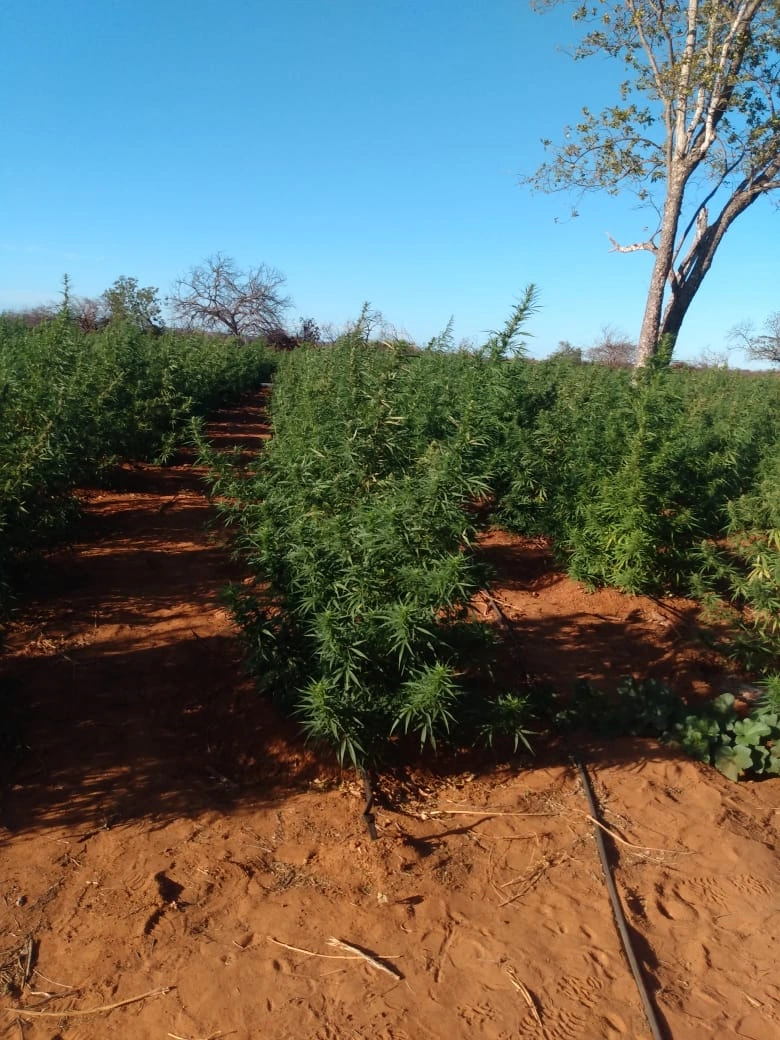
[169,254,291,342]
[526,0,780,365]
[101,276,163,331]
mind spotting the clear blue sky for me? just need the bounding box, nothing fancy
[1,0,777,364]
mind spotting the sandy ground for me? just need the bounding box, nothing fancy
[1,393,779,1040]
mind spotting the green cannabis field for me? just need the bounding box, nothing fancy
[202,298,780,778]
[3,295,779,781]
[0,305,275,622]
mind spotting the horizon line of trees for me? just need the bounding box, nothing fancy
[2,254,778,368]
[1,256,321,350]
[552,318,780,370]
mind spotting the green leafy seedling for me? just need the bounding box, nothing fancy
[732,716,773,748]
[714,743,754,781]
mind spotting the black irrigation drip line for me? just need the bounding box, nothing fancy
[359,766,378,841]
[574,756,667,1040]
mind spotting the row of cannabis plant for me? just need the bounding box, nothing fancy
[210,298,778,763]
[491,360,780,674]
[0,308,275,622]
[205,296,540,764]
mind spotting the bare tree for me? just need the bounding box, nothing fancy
[343,302,386,343]
[691,344,734,368]
[0,304,58,328]
[585,325,637,368]
[527,1,780,367]
[1,296,102,331]
[168,254,291,342]
[730,311,780,364]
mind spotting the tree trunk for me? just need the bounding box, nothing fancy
[659,280,695,347]
[635,179,686,367]
[636,251,670,368]
[660,185,766,347]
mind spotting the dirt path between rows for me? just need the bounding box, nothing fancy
[1,392,778,1040]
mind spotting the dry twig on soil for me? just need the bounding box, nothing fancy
[575,810,689,855]
[167,1031,230,1040]
[267,936,403,980]
[505,965,544,1032]
[267,936,363,960]
[5,986,173,1018]
[0,939,35,1000]
[32,969,74,991]
[429,807,558,819]
[434,921,459,985]
[498,852,572,908]
[327,938,403,981]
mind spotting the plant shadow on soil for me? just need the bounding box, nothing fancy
[476,531,730,695]
[0,598,724,841]
[0,562,727,841]
[0,404,325,839]
[0,396,750,843]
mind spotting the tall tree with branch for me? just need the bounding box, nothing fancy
[526,1,780,366]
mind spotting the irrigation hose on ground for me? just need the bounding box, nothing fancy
[359,758,665,1033]
[360,767,378,840]
[574,757,666,1040]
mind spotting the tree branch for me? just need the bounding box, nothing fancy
[606,233,657,254]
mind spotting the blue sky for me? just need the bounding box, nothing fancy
[1,0,777,364]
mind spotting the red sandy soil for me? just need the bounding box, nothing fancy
[1,393,778,1040]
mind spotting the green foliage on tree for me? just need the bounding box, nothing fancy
[526,1,780,365]
[101,276,164,332]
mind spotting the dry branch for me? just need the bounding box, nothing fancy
[574,810,690,854]
[167,1032,228,1040]
[268,935,402,980]
[32,970,73,991]
[498,852,571,908]
[6,986,172,1018]
[327,938,403,981]
[267,936,363,960]
[505,965,544,1030]
[434,923,458,985]
[433,803,559,818]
